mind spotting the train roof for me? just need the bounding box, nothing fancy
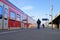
[6,0,29,16]
[5,0,35,21]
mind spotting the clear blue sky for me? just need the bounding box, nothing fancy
[8,0,60,22]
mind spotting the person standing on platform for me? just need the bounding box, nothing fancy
[42,24,45,29]
[37,19,41,29]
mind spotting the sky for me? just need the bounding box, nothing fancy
[8,0,60,23]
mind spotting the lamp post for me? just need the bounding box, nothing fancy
[50,0,53,29]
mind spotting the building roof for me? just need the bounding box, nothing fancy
[49,12,60,24]
[52,12,60,21]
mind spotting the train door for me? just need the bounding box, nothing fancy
[0,2,3,29]
[3,4,8,29]
[21,21,24,28]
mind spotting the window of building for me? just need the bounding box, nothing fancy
[10,12,15,20]
[4,8,8,18]
[16,14,20,21]
[0,6,2,18]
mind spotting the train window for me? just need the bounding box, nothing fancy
[4,8,8,18]
[0,6,2,18]
[0,6,2,15]
[10,12,15,20]
[16,14,20,21]
[22,16,26,21]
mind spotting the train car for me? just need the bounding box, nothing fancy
[0,0,29,30]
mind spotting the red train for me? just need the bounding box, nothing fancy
[0,0,30,30]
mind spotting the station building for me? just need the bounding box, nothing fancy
[49,12,60,29]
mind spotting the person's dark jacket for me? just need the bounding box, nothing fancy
[37,19,41,24]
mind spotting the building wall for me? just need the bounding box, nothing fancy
[59,21,60,29]
[53,24,57,29]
